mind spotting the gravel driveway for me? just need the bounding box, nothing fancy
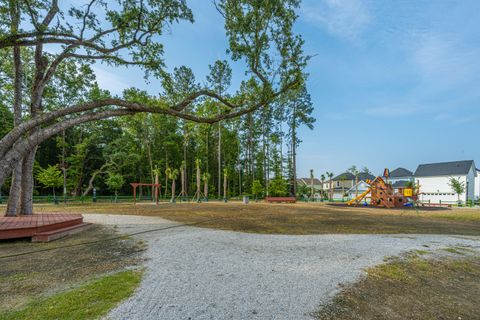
[83,214,480,320]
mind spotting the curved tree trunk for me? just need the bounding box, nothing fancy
[82,163,110,197]
[0,110,134,189]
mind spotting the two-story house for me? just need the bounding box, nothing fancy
[328,172,375,200]
[414,160,476,204]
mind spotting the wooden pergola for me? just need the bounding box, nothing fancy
[130,183,161,205]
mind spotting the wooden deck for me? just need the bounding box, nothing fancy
[0,214,90,242]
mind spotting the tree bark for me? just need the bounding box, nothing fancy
[291,103,297,196]
[171,180,176,202]
[217,121,221,199]
[61,130,67,199]
[82,162,110,197]
[19,148,37,215]
[204,180,208,199]
[5,164,22,216]
[0,110,134,188]
[223,173,227,200]
[5,0,23,216]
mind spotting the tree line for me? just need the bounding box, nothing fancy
[1,57,315,200]
[0,0,311,215]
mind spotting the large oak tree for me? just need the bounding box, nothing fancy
[0,0,306,216]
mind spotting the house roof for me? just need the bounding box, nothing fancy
[392,180,411,188]
[414,160,475,177]
[333,172,375,181]
[297,178,322,185]
[389,167,413,178]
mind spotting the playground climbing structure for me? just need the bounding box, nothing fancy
[347,176,418,208]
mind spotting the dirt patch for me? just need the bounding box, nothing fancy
[314,249,480,320]
[0,225,144,313]
[36,202,480,235]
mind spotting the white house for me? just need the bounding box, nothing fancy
[329,172,375,200]
[346,180,371,201]
[414,160,476,204]
[476,169,480,200]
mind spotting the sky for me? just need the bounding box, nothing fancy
[87,0,480,178]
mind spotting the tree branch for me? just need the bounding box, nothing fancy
[0,109,135,186]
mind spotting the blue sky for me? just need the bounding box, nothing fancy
[90,0,480,178]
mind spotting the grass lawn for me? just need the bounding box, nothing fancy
[35,202,480,235]
[0,225,144,314]
[0,270,142,320]
[314,248,480,320]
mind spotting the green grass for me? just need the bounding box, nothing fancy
[315,249,480,320]
[0,270,142,320]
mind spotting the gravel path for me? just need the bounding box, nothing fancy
[84,214,480,320]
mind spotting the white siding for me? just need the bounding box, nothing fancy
[475,170,480,200]
[466,165,475,201]
[347,181,370,199]
[417,175,468,203]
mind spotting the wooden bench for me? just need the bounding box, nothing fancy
[265,197,297,203]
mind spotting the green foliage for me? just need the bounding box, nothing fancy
[361,167,372,175]
[297,183,309,197]
[252,180,263,198]
[0,103,13,138]
[207,60,232,95]
[269,177,288,197]
[448,177,466,201]
[202,172,211,183]
[0,1,310,201]
[348,165,359,177]
[106,173,125,192]
[36,165,63,195]
[169,169,179,180]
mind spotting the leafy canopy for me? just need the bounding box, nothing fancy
[448,177,465,196]
[106,172,125,191]
[36,164,63,189]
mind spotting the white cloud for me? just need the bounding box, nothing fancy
[302,0,371,41]
[92,65,130,95]
[410,34,480,93]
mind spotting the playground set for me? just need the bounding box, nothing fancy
[347,169,419,209]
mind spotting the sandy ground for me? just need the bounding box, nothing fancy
[81,214,480,320]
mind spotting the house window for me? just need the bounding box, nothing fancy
[336,181,340,187]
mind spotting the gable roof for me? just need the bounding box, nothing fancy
[297,178,322,185]
[389,167,413,178]
[333,172,375,181]
[414,160,475,177]
[333,172,355,181]
[392,180,411,188]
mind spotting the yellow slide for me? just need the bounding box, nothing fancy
[346,187,372,206]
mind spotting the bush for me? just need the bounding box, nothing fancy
[268,177,288,197]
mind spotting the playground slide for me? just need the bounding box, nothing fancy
[346,188,371,206]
